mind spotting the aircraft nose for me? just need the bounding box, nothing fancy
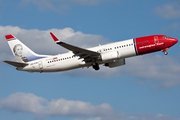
[170,38,178,45]
[173,38,178,44]
[174,38,178,44]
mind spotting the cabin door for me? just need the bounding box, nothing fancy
[154,36,159,48]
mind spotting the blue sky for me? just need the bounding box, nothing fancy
[0,0,180,120]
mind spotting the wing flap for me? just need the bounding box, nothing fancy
[3,61,28,67]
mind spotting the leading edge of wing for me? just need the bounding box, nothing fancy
[50,32,100,58]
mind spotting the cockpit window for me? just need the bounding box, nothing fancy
[163,36,169,39]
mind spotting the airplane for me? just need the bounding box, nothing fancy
[3,33,178,73]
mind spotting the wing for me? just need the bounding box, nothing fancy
[50,32,100,60]
[4,60,28,67]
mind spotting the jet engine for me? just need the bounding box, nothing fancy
[105,59,125,68]
[101,51,120,62]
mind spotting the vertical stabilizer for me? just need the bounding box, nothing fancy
[5,34,47,63]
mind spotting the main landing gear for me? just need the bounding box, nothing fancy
[93,63,100,71]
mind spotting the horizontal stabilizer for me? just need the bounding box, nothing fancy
[3,60,28,67]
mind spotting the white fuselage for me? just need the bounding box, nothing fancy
[5,33,178,73]
[19,39,137,72]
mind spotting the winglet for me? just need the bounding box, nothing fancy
[50,32,60,43]
[5,34,15,40]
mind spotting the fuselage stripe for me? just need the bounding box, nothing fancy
[133,39,138,55]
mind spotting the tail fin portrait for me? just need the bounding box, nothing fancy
[5,34,46,63]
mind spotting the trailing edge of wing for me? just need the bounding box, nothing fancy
[50,32,100,59]
[3,61,28,67]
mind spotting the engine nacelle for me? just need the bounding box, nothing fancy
[105,59,125,68]
[101,51,120,62]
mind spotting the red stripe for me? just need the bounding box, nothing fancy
[53,57,57,60]
[5,34,15,40]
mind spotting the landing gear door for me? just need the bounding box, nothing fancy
[38,61,43,69]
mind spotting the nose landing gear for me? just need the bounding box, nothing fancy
[164,51,168,55]
[161,48,169,55]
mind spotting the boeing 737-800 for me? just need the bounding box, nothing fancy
[4,33,178,73]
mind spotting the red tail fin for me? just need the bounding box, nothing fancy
[5,34,15,40]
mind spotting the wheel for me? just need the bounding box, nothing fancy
[93,63,100,71]
[164,51,168,55]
